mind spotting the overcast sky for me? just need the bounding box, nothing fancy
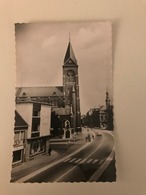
[15,21,113,115]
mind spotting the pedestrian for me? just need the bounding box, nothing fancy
[88,133,91,142]
[85,136,88,142]
[48,148,52,156]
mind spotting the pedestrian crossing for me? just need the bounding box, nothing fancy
[63,157,104,165]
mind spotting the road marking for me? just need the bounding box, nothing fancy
[69,158,77,162]
[92,159,99,164]
[55,131,115,182]
[79,158,87,164]
[63,158,71,162]
[88,151,115,181]
[15,129,114,183]
[98,159,104,165]
[55,163,79,182]
[15,141,91,183]
[54,145,103,182]
[87,159,93,163]
[74,158,82,163]
[89,151,115,182]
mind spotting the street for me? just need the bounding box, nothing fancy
[23,130,115,182]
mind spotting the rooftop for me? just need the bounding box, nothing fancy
[16,86,63,97]
[64,41,77,64]
[14,110,28,130]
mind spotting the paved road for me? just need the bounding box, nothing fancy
[25,130,115,182]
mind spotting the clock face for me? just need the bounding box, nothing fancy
[67,70,74,77]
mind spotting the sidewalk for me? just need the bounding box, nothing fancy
[11,128,94,182]
[11,151,58,173]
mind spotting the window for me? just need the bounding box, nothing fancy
[14,132,19,143]
[14,131,25,145]
[20,131,24,140]
[31,118,40,132]
[30,139,45,155]
[32,103,41,116]
[13,150,22,163]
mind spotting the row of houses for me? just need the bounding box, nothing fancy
[81,92,114,130]
[13,101,51,166]
[82,105,113,130]
[13,98,78,166]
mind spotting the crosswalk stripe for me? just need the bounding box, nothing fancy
[64,157,103,165]
[92,159,99,164]
[87,159,93,163]
[63,158,71,162]
[98,160,104,165]
[74,158,82,163]
[79,158,87,164]
[69,158,77,162]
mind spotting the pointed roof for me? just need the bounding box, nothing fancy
[14,110,28,130]
[64,41,77,64]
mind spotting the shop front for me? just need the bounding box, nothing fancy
[12,145,24,166]
[30,138,46,156]
[26,136,50,159]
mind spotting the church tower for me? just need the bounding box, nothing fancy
[62,40,81,132]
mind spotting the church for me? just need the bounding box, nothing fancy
[16,40,82,139]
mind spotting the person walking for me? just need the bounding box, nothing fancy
[48,148,52,156]
[85,136,88,142]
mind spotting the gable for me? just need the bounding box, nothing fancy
[14,110,28,130]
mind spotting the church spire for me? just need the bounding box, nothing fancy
[64,38,77,64]
[69,32,70,42]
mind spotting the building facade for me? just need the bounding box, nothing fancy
[82,108,100,128]
[13,111,28,166]
[105,91,114,130]
[82,92,114,130]
[99,105,107,129]
[16,101,51,160]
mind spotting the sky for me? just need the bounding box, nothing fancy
[15,21,113,115]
